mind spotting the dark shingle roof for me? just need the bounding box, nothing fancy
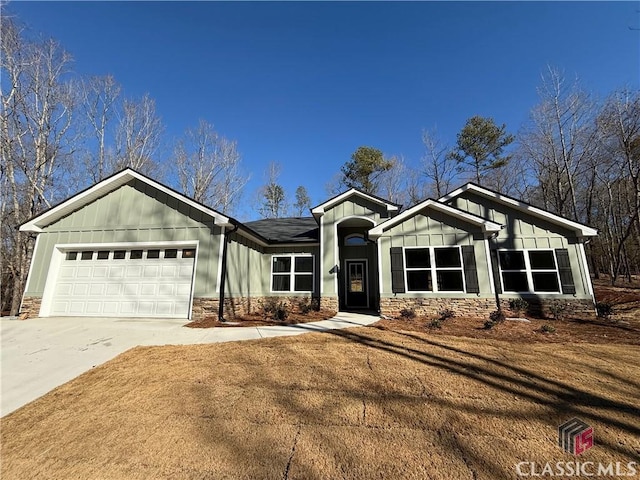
[244,217,319,243]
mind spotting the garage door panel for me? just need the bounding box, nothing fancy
[92,266,108,278]
[49,246,195,318]
[140,284,156,295]
[76,267,93,278]
[109,266,125,278]
[126,266,143,277]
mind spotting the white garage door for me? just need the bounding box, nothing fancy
[49,246,196,318]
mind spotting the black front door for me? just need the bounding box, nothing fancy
[345,260,368,309]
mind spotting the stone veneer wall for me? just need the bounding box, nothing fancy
[191,295,339,322]
[380,297,495,319]
[500,298,596,319]
[19,296,42,319]
[380,296,596,319]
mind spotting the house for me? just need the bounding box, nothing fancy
[19,168,598,321]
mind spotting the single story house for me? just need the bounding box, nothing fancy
[19,168,598,321]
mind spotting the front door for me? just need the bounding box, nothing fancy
[345,260,368,309]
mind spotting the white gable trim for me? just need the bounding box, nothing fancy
[19,169,232,233]
[368,199,502,240]
[311,188,399,218]
[439,184,598,237]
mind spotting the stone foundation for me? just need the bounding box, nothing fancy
[500,298,596,319]
[191,295,338,322]
[380,297,496,319]
[19,296,42,319]
[380,296,597,320]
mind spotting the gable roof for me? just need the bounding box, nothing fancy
[438,183,598,237]
[368,198,503,240]
[311,188,400,220]
[244,217,319,243]
[19,168,233,233]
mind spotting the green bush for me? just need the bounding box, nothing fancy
[489,309,506,323]
[596,302,613,320]
[399,308,416,319]
[438,308,455,321]
[548,303,567,320]
[429,318,442,329]
[262,298,289,322]
[540,324,556,334]
[296,297,319,315]
[484,320,496,330]
[509,298,529,314]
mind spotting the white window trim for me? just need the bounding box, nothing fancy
[270,254,315,293]
[403,246,466,293]
[497,248,562,294]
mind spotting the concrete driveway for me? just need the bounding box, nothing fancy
[0,312,378,417]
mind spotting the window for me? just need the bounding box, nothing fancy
[65,251,78,261]
[344,234,367,246]
[147,249,160,259]
[182,249,196,259]
[81,251,93,260]
[97,251,110,260]
[498,250,560,293]
[113,250,126,260]
[130,250,143,259]
[271,255,314,292]
[164,249,177,259]
[404,247,464,292]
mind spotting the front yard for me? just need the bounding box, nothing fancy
[2,325,638,479]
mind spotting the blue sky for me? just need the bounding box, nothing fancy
[7,1,640,219]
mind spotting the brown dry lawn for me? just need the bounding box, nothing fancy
[2,326,639,480]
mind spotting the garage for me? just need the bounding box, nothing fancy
[46,246,196,318]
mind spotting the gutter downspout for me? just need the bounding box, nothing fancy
[488,231,502,311]
[219,223,239,322]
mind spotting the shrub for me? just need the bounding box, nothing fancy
[596,302,613,320]
[296,297,319,315]
[509,298,529,314]
[438,308,455,321]
[489,309,506,323]
[485,309,506,330]
[262,298,289,322]
[548,303,567,320]
[429,318,442,329]
[540,324,556,334]
[399,308,416,319]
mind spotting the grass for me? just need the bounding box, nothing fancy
[2,327,639,480]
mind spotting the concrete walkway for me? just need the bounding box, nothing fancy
[0,312,378,417]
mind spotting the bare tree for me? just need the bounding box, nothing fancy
[518,66,599,220]
[594,89,640,284]
[377,155,409,206]
[420,128,457,198]
[113,93,163,175]
[1,17,77,314]
[174,119,248,214]
[258,162,288,218]
[80,75,121,182]
[293,186,311,216]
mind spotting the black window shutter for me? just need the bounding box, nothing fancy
[555,248,576,294]
[390,247,405,293]
[490,249,502,294]
[461,245,480,293]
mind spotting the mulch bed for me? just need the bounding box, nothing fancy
[185,309,337,328]
[374,283,640,345]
